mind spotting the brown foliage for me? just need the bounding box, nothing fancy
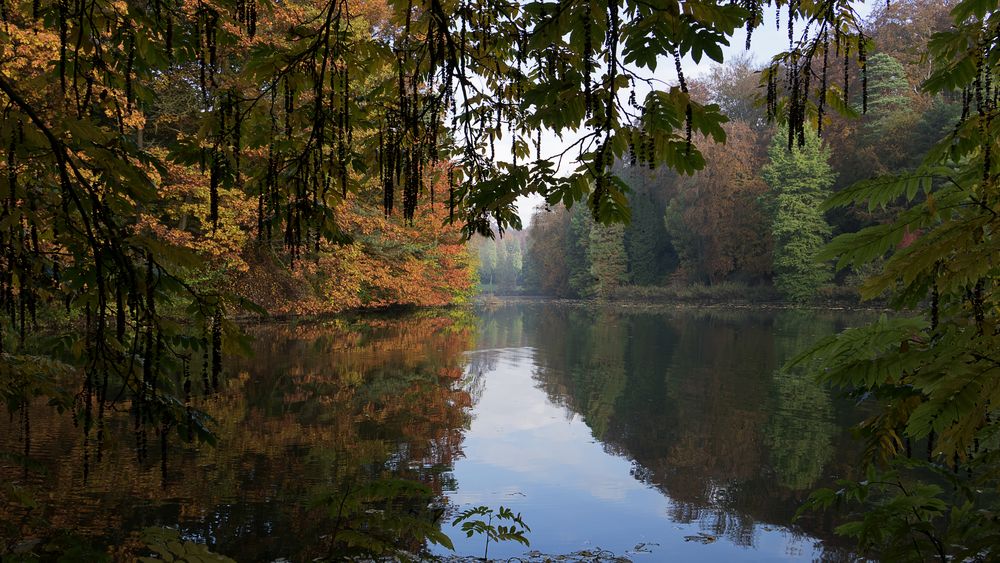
[673,122,772,284]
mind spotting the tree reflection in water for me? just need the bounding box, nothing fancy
[479,303,870,561]
[1,312,475,560]
[3,304,872,561]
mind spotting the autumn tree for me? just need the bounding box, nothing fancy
[3,0,999,558]
[865,0,958,89]
[792,3,1000,559]
[665,122,772,284]
[0,3,939,556]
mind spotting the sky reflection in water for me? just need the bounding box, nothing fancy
[0,304,868,561]
[437,305,868,561]
[439,345,827,561]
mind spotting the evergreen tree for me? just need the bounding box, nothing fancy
[762,127,836,301]
[866,54,911,112]
[624,179,677,286]
[568,205,596,297]
[663,199,704,282]
[616,163,680,285]
[478,240,498,287]
[795,4,1000,556]
[588,222,629,298]
[909,96,962,167]
[861,53,919,159]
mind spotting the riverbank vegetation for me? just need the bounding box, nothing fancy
[508,2,962,306]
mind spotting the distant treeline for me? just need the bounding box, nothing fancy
[477,2,956,302]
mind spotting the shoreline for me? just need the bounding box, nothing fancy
[472,293,893,313]
[232,292,894,326]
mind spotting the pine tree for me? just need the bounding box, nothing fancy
[862,53,915,151]
[588,222,629,298]
[795,5,1000,556]
[568,205,596,297]
[866,53,911,115]
[762,126,836,301]
[614,162,680,285]
[624,178,677,286]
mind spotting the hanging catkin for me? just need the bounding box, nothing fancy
[583,0,593,118]
[672,48,692,153]
[211,307,222,390]
[818,31,829,136]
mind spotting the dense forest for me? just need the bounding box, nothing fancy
[507,0,959,302]
[2,0,999,560]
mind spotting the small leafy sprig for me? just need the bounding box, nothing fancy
[452,505,530,560]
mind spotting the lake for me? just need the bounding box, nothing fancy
[0,302,872,561]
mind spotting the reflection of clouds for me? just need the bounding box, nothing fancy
[458,347,649,503]
[440,335,841,561]
[449,485,526,506]
[448,490,487,506]
[437,305,864,561]
[460,348,502,407]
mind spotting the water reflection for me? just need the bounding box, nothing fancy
[440,304,869,561]
[1,313,475,560]
[2,304,869,561]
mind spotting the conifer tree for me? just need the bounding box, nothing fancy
[862,53,917,162]
[588,222,629,298]
[865,53,912,120]
[762,127,836,301]
[616,163,680,286]
[568,205,596,297]
[793,5,1000,557]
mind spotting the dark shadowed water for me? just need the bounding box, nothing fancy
[1,303,873,561]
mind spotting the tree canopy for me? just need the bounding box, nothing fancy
[2,0,1000,558]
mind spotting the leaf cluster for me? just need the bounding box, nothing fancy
[792,0,1000,559]
[452,504,531,559]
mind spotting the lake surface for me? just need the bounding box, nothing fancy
[1,303,872,561]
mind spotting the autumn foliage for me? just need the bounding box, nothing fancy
[233,196,476,316]
[149,154,476,316]
[667,122,772,285]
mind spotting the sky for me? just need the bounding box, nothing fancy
[511,1,878,227]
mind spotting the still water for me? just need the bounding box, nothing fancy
[1,303,872,561]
